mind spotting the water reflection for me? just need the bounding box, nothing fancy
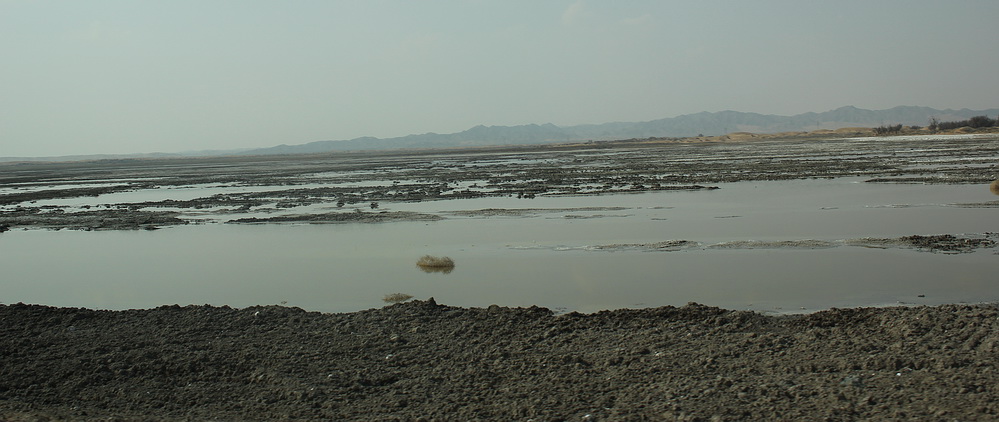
[417,265,455,274]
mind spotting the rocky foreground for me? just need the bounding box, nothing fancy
[2,300,998,421]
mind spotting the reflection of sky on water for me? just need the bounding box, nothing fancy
[1,178,996,315]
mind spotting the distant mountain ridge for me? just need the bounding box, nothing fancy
[4,106,997,162]
[244,105,999,155]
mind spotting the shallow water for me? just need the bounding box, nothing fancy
[1,178,996,314]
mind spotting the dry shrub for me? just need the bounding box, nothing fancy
[416,255,455,274]
[383,293,413,303]
[990,180,999,196]
[417,255,454,268]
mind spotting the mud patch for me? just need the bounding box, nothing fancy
[952,200,999,208]
[543,234,997,253]
[710,239,838,249]
[226,211,443,224]
[591,240,699,251]
[561,213,630,219]
[847,234,997,253]
[443,207,628,218]
[0,184,141,205]
[0,208,186,231]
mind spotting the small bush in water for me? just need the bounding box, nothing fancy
[416,255,456,274]
[416,255,454,268]
[383,293,414,303]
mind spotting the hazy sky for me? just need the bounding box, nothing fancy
[3,1,998,157]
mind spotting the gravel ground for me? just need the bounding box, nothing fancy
[2,300,998,421]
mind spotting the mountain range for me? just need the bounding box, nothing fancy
[245,106,999,155]
[4,106,998,162]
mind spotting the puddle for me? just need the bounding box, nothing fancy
[3,135,998,313]
[1,178,996,314]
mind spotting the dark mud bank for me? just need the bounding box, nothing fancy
[2,301,998,421]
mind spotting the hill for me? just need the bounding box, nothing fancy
[243,106,999,155]
[4,106,996,162]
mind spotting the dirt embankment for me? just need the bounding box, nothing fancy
[2,301,998,421]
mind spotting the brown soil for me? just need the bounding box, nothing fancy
[2,301,998,421]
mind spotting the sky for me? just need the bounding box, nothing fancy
[2,1,998,157]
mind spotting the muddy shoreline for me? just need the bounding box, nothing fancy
[3,131,999,420]
[2,301,998,421]
[2,131,997,231]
